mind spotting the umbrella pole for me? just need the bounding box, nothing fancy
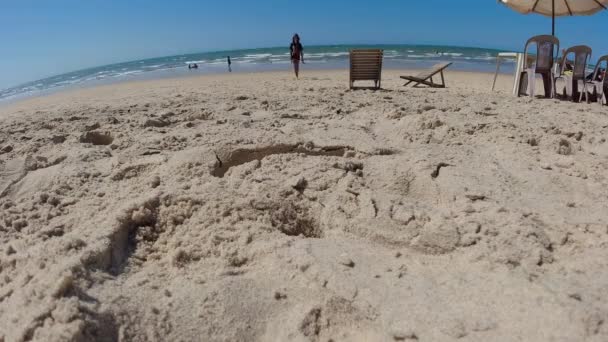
[552,0,555,35]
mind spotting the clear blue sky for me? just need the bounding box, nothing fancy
[1,0,607,89]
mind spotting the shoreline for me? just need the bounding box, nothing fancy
[0,68,517,111]
[0,45,515,106]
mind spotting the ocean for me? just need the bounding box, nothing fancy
[0,44,513,103]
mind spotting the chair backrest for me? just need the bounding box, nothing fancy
[350,49,383,81]
[592,55,608,82]
[524,35,560,73]
[415,62,452,79]
[562,45,592,80]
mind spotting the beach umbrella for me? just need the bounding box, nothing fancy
[499,0,608,35]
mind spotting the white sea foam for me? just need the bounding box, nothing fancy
[243,53,273,59]
[269,54,288,58]
[55,80,79,87]
[461,56,496,61]
[118,70,144,76]
[306,52,349,58]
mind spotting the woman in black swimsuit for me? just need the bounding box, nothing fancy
[290,34,304,78]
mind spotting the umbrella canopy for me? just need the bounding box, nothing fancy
[500,0,608,35]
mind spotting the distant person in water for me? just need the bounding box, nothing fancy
[188,63,198,70]
[290,34,304,78]
[227,56,232,72]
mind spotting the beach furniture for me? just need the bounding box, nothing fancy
[493,52,518,92]
[349,49,383,89]
[582,55,608,105]
[493,52,536,95]
[517,35,559,98]
[400,62,452,88]
[554,45,592,103]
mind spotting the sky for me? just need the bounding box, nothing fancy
[1,0,607,90]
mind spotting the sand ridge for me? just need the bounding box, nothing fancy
[0,70,608,341]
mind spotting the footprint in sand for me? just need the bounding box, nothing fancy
[79,131,114,146]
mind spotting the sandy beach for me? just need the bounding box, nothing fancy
[1,69,608,341]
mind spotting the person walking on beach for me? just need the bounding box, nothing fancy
[227,56,232,72]
[290,34,304,78]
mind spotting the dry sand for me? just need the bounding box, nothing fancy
[1,69,607,342]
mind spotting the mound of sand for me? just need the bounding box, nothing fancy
[1,70,607,341]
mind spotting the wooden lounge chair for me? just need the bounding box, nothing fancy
[350,49,383,89]
[400,62,453,88]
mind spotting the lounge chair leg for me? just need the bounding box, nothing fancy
[492,58,500,91]
[517,71,527,97]
[578,83,585,103]
[440,71,445,88]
